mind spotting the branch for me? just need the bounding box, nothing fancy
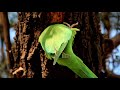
[106,69,120,78]
[0,33,5,62]
[102,34,120,78]
[102,33,120,57]
[111,33,120,48]
[0,12,12,68]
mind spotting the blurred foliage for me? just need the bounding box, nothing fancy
[100,12,120,31]
[99,12,120,76]
[8,12,18,27]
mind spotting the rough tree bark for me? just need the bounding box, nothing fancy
[10,12,110,78]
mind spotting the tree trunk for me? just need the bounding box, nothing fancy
[0,12,14,70]
[10,12,107,78]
